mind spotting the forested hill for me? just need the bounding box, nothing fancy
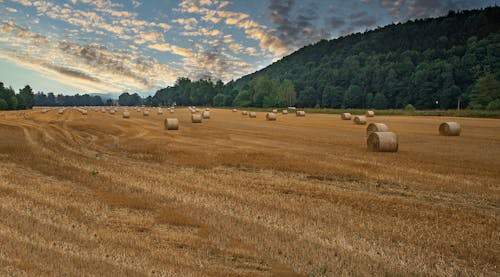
[230,7,500,110]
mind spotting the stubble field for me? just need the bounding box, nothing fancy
[0,107,498,276]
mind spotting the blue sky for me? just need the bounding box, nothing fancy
[0,0,497,95]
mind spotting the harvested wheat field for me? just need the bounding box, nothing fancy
[0,108,499,276]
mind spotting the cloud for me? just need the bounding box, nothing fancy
[42,63,102,83]
[173,17,198,30]
[10,0,32,6]
[178,0,288,57]
[269,0,330,49]
[380,0,463,19]
[328,16,347,29]
[170,45,194,57]
[130,0,141,8]
[148,43,171,52]
[0,20,182,92]
[140,30,163,42]
[148,43,194,57]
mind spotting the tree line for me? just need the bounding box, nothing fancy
[34,92,108,106]
[117,77,296,108]
[0,82,35,110]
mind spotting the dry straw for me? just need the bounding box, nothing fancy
[367,132,398,152]
[266,112,277,121]
[296,111,306,117]
[366,123,389,136]
[282,110,288,114]
[202,110,210,119]
[354,115,367,125]
[366,110,375,117]
[341,113,351,120]
[164,118,179,130]
[191,114,202,123]
[439,122,461,136]
[122,111,130,118]
[249,112,257,118]
[241,110,248,115]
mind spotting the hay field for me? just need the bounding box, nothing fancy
[0,108,498,276]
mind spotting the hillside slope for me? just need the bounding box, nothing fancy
[231,7,500,109]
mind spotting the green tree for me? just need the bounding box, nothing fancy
[469,74,500,108]
[343,85,364,108]
[232,89,252,107]
[372,92,389,109]
[486,99,500,110]
[213,93,225,107]
[282,79,296,107]
[9,96,18,110]
[19,85,35,109]
[0,99,7,110]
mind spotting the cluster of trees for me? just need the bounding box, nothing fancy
[233,7,500,110]
[117,76,296,108]
[0,82,35,110]
[34,92,107,106]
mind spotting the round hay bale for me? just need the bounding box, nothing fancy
[101,108,106,113]
[164,118,179,130]
[272,109,278,113]
[366,110,375,117]
[143,110,149,116]
[282,110,288,115]
[249,112,257,118]
[366,123,389,136]
[439,122,461,136]
[266,112,277,121]
[58,109,64,115]
[109,110,115,115]
[367,132,398,152]
[191,114,202,123]
[341,113,351,120]
[241,111,248,116]
[354,115,367,125]
[122,111,130,118]
[232,109,237,112]
[157,109,163,115]
[169,109,175,114]
[205,108,210,111]
[202,110,210,119]
[81,110,88,115]
[296,111,306,117]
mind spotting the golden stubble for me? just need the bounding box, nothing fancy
[0,107,499,276]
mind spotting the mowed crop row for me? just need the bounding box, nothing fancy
[0,108,499,276]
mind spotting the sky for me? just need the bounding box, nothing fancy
[0,0,497,95]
